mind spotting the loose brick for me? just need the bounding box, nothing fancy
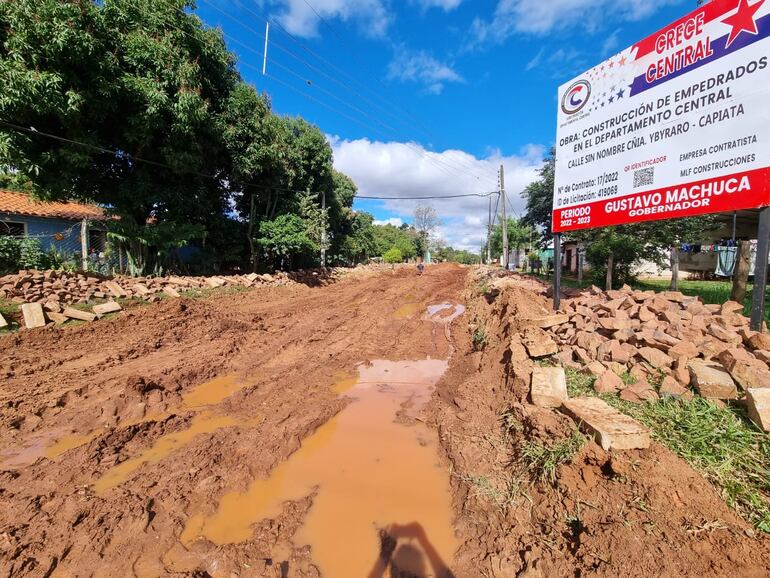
[688,359,738,399]
[530,314,570,329]
[594,370,624,393]
[92,301,122,316]
[637,346,674,368]
[21,303,46,329]
[63,307,97,322]
[530,367,568,408]
[104,281,128,298]
[746,388,770,432]
[560,397,650,450]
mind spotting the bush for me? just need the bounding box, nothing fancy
[0,236,47,273]
[383,247,403,264]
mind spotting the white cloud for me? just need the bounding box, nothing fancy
[267,0,392,38]
[413,0,464,11]
[330,136,545,251]
[467,0,679,48]
[373,217,404,227]
[387,46,464,95]
[601,28,622,56]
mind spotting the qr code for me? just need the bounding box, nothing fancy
[633,167,654,188]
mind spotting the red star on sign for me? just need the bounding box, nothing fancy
[722,0,765,48]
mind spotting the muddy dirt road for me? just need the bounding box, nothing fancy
[3,264,770,578]
[1,265,469,577]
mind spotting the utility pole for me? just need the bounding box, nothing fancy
[500,164,508,269]
[486,195,492,265]
[320,190,327,268]
[262,22,269,75]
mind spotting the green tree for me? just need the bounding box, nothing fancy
[383,247,403,264]
[372,224,417,259]
[258,213,317,271]
[338,211,377,265]
[488,217,535,265]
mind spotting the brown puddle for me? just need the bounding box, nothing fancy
[2,374,247,469]
[181,374,247,409]
[182,359,458,577]
[94,412,259,494]
[393,303,420,319]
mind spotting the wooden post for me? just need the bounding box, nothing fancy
[80,219,88,271]
[605,254,614,291]
[731,240,750,304]
[577,248,583,285]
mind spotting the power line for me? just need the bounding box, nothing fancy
[292,0,499,180]
[196,0,497,182]
[1,120,494,203]
[0,120,313,197]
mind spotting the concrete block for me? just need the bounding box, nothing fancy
[530,367,568,408]
[21,303,46,329]
[561,397,650,450]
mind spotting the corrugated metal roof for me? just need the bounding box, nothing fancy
[0,190,107,221]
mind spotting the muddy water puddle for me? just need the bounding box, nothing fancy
[2,374,249,469]
[94,412,260,494]
[182,359,459,577]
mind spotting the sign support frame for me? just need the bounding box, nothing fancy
[553,233,562,310]
[751,206,770,331]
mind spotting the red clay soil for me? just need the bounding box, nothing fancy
[1,264,769,577]
[430,273,770,577]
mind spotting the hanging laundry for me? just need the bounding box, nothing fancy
[715,246,737,277]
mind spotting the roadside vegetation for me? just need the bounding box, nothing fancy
[565,368,770,532]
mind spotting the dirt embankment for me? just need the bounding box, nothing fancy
[429,271,770,577]
[0,265,466,577]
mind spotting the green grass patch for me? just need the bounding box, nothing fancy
[179,285,252,300]
[0,297,20,332]
[564,368,770,532]
[521,429,586,484]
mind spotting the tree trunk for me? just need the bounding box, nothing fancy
[731,240,751,303]
[605,254,614,291]
[669,246,679,291]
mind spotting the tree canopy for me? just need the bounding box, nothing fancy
[0,0,374,274]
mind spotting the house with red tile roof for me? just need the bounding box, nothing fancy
[0,190,110,259]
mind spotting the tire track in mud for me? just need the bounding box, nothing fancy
[0,265,469,577]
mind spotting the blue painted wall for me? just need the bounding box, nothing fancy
[0,212,83,253]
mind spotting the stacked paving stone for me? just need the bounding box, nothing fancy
[0,268,336,306]
[1,268,337,330]
[524,283,770,434]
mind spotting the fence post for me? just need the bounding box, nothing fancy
[80,219,88,272]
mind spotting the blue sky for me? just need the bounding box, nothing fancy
[195,0,695,250]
